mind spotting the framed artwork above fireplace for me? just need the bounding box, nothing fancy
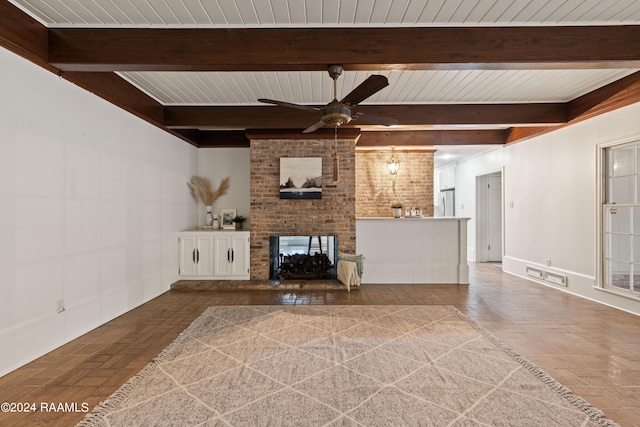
[279,157,322,199]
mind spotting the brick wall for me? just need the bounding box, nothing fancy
[356,150,434,218]
[249,135,357,280]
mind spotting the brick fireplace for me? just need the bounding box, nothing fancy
[248,130,358,280]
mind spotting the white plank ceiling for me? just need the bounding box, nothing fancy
[118,69,637,105]
[7,0,640,164]
[9,0,640,107]
[10,0,640,27]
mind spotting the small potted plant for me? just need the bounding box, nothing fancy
[391,203,403,218]
[232,215,247,230]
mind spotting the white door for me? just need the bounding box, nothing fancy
[229,235,250,276]
[487,173,502,262]
[179,236,198,276]
[214,235,232,276]
[196,236,215,276]
[476,171,503,262]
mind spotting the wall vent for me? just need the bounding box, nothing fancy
[525,266,543,279]
[544,271,568,287]
[526,266,568,287]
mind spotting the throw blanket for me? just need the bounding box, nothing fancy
[337,260,360,291]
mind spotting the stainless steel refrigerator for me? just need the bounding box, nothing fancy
[440,189,455,216]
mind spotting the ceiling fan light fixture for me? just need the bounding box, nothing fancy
[322,100,352,128]
[257,64,394,133]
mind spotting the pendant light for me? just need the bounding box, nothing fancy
[387,148,400,175]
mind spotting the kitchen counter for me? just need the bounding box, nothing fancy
[355,217,470,284]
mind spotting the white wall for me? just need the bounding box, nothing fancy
[196,148,250,228]
[0,47,198,376]
[455,103,640,316]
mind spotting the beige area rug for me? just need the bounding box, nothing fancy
[78,305,618,427]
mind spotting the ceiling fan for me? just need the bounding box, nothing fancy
[258,65,398,133]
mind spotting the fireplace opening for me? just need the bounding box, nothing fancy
[269,236,338,280]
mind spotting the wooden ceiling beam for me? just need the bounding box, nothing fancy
[189,129,506,147]
[64,71,165,126]
[357,130,508,146]
[506,70,640,144]
[505,126,558,144]
[48,26,640,72]
[174,130,250,147]
[246,128,361,141]
[568,70,640,121]
[0,2,197,146]
[164,104,566,129]
[0,0,51,71]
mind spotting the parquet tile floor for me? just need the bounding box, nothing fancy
[1,263,639,426]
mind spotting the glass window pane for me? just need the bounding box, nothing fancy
[609,176,634,203]
[610,146,635,176]
[634,265,640,292]
[609,234,631,261]
[603,143,640,295]
[634,207,640,235]
[633,237,640,264]
[606,260,631,290]
[607,206,631,234]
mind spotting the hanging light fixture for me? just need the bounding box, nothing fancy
[387,148,400,175]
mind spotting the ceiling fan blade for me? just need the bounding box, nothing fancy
[354,112,399,126]
[302,120,326,133]
[258,99,319,112]
[340,75,389,106]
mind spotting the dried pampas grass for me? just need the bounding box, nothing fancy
[188,176,230,206]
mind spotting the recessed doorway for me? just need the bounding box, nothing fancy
[476,170,503,263]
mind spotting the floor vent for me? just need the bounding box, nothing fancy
[526,266,568,287]
[525,266,543,279]
[545,271,568,287]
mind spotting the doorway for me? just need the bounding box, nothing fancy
[476,170,503,262]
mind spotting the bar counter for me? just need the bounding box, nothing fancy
[355,217,470,284]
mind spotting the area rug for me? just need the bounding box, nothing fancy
[78,305,618,427]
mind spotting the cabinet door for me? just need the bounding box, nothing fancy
[229,235,250,276]
[196,236,215,276]
[213,235,232,276]
[179,236,198,277]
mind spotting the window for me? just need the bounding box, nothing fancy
[602,142,640,295]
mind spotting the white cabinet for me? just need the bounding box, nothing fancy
[178,234,214,277]
[178,231,249,280]
[439,167,456,190]
[213,234,250,278]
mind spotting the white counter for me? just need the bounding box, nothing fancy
[356,217,470,284]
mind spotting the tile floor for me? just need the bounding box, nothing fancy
[1,263,639,426]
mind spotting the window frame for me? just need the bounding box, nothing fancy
[598,138,640,299]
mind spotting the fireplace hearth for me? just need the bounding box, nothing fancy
[270,236,337,280]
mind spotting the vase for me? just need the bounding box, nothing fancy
[212,213,219,230]
[205,206,213,226]
[392,208,402,218]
